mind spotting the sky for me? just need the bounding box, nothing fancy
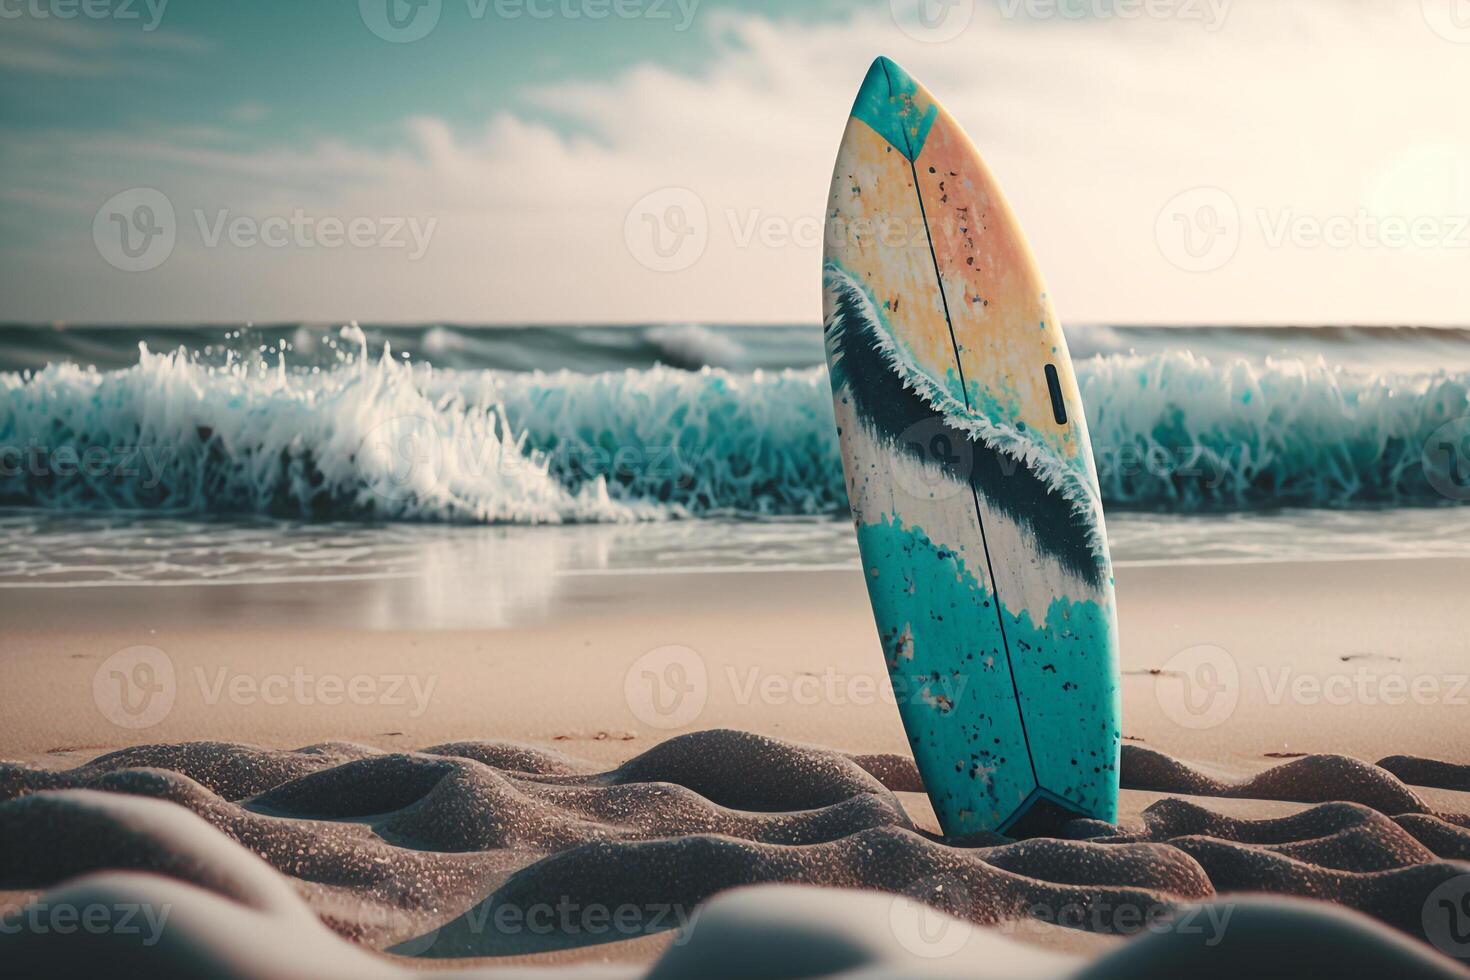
[1,0,1468,325]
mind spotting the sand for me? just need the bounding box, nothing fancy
[2,557,1470,975]
[4,557,1468,766]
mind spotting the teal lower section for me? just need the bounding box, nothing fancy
[855,515,1119,836]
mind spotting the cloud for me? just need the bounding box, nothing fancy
[230,102,270,124]
[0,16,208,77]
[3,1,1469,324]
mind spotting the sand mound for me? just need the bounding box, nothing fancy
[1121,745,1470,826]
[1380,756,1470,793]
[3,731,1469,976]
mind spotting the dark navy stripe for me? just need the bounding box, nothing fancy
[825,272,1103,589]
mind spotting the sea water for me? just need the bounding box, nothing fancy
[2,321,1469,591]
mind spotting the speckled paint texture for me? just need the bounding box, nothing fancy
[824,57,1121,836]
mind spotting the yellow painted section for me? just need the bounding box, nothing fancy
[825,118,967,393]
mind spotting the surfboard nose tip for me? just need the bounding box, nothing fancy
[861,55,905,95]
[856,56,924,111]
[857,56,895,103]
[849,57,935,161]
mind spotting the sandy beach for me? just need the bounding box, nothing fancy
[4,556,1467,767]
[4,554,1470,974]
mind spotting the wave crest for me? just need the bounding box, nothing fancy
[1082,353,1470,509]
[2,339,1467,519]
[0,332,636,523]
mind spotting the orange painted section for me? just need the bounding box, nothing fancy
[912,104,1081,462]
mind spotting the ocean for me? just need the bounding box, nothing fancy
[3,322,1469,592]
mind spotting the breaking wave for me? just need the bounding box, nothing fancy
[2,327,1468,520]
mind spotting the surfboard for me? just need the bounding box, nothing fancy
[822,57,1121,839]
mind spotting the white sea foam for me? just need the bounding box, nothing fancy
[2,323,1468,521]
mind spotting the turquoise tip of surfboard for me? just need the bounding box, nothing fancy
[850,56,938,162]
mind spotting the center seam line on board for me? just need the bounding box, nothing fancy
[881,59,1040,791]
